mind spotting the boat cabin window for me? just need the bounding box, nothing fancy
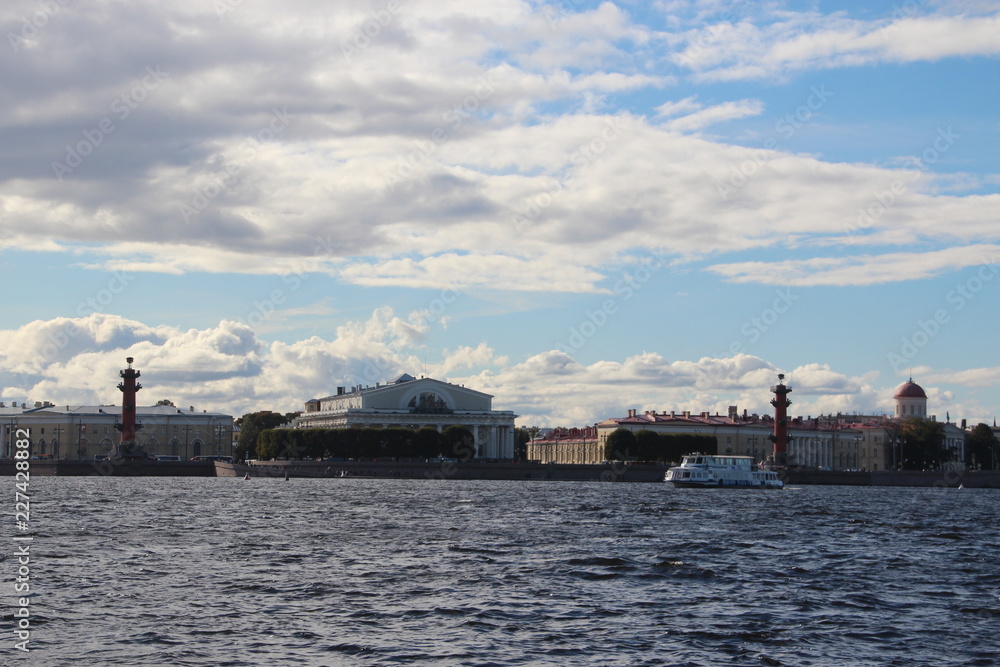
[695,457,703,464]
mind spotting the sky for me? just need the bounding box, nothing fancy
[1,0,999,428]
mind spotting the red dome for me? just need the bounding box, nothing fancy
[894,380,927,399]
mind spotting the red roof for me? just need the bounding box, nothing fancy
[894,380,927,399]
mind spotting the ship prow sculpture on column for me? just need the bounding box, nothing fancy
[111,356,148,461]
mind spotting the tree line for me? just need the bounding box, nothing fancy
[604,428,716,463]
[254,425,476,461]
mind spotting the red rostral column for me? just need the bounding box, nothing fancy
[116,356,142,450]
[769,373,792,465]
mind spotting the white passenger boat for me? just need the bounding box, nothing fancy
[664,454,783,488]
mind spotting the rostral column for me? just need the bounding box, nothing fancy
[114,356,145,459]
[769,373,792,465]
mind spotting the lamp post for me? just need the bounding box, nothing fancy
[5,418,18,459]
[854,431,863,470]
[76,418,85,460]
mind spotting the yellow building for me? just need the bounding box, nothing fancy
[1,402,233,460]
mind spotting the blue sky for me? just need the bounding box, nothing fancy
[1,0,999,426]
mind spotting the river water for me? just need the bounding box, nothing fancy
[8,478,1000,666]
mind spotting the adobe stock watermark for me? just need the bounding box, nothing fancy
[556,248,669,355]
[674,1,753,66]
[35,271,135,364]
[716,84,833,201]
[341,0,405,62]
[360,283,463,384]
[738,288,798,347]
[51,66,169,180]
[510,116,631,231]
[237,233,341,331]
[875,0,925,38]
[215,0,243,20]
[693,287,799,389]
[6,270,136,425]
[382,71,502,190]
[848,127,959,236]
[8,0,71,53]
[178,106,293,222]
[888,254,999,372]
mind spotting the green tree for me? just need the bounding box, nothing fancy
[414,427,444,459]
[442,425,475,461]
[966,423,998,470]
[900,417,946,470]
[237,411,291,460]
[633,429,661,462]
[514,427,533,461]
[604,428,637,461]
[255,429,278,460]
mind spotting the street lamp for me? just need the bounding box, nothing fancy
[76,418,85,460]
[5,418,18,459]
[52,425,63,459]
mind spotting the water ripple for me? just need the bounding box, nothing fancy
[22,478,1000,666]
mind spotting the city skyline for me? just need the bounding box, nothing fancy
[1,1,999,427]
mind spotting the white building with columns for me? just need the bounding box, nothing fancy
[297,373,517,459]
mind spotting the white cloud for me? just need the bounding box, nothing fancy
[671,11,1000,82]
[447,349,885,426]
[0,1,996,294]
[0,311,914,426]
[709,244,1000,286]
[922,366,1000,388]
[660,98,764,132]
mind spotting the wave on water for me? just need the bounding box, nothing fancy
[24,478,1000,666]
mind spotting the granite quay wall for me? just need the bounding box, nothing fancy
[222,460,668,482]
[0,459,216,476]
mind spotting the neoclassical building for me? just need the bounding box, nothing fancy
[595,409,859,469]
[589,378,965,471]
[1,402,233,460]
[297,373,517,459]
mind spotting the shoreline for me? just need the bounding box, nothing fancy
[7,459,999,487]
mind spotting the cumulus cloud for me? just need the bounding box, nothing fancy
[0,311,953,425]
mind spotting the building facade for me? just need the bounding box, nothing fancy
[296,373,518,459]
[527,427,600,463]
[594,409,869,469]
[578,379,966,471]
[1,402,234,460]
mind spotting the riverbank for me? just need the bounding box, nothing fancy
[222,460,1000,488]
[0,459,216,476]
[5,459,1000,487]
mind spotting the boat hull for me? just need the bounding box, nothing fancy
[666,479,783,489]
